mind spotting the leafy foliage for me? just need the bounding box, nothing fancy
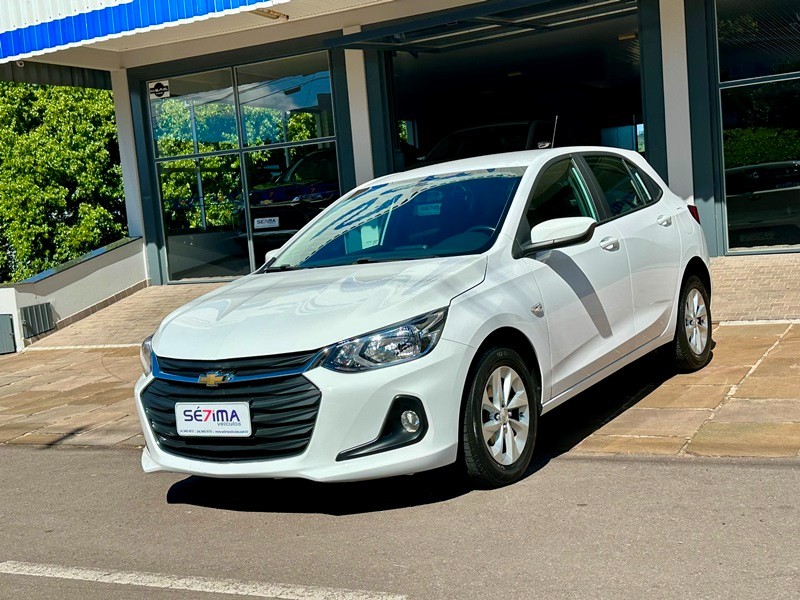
[0,81,125,283]
[722,79,800,169]
[154,98,322,233]
[723,128,800,170]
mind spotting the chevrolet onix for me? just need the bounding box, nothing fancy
[136,147,712,487]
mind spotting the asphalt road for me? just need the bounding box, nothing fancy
[0,445,798,600]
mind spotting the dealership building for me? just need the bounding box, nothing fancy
[0,0,797,347]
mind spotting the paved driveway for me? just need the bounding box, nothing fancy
[1,255,799,458]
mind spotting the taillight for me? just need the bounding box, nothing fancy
[688,205,701,223]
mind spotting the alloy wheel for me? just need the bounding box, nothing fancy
[481,366,530,466]
[684,288,709,355]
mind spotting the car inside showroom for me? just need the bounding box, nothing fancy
[388,2,644,170]
[2,0,798,285]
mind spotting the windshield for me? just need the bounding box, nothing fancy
[269,168,525,269]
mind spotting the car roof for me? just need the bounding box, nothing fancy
[368,146,641,185]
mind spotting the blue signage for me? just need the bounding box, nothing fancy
[0,0,284,63]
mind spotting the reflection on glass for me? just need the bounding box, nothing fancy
[158,156,250,279]
[236,52,334,147]
[271,169,525,269]
[150,69,238,158]
[722,79,800,249]
[148,54,340,278]
[245,142,339,263]
[717,0,800,82]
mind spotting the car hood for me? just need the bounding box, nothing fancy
[152,255,487,360]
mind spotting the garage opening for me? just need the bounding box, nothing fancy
[345,0,644,172]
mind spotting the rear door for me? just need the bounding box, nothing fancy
[518,156,635,399]
[579,153,682,343]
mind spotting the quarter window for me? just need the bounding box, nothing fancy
[584,155,651,217]
[520,159,597,242]
[631,165,664,202]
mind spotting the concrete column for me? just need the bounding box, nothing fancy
[110,69,146,240]
[343,26,375,185]
[659,0,694,200]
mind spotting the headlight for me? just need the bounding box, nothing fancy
[323,309,447,372]
[140,335,154,375]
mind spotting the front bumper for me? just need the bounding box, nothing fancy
[134,339,474,482]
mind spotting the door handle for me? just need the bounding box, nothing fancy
[599,236,619,251]
[657,214,673,227]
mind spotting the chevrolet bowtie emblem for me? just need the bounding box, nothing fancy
[198,372,233,387]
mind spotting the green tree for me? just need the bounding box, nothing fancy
[0,81,125,283]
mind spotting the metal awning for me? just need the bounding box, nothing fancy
[327,0,637,54]
[0,0,290,65]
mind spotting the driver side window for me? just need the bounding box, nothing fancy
[519,158,597,243]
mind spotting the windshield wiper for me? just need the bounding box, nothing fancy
[263,263,300,272]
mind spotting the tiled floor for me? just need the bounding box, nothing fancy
[0,254,799,457]
[573,322,800,458]
[30,283,224,348]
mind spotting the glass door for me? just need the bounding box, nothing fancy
[150,69,249,279]
[148,53,339,280]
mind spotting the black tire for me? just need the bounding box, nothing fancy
[673,274,712,371]
[461,347,539,488]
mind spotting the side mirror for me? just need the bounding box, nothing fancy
[523,217,596,255]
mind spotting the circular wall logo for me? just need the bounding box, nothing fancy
[148,80,170,99]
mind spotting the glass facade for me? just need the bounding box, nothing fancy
[717,0,800,82]
[148,51,338,280]
[717,0,800,251]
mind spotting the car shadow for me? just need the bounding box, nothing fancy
[167,343,715,515]
[166,464,471,515]
[527,350,675,473]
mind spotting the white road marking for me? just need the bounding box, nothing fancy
[0,561,407,600]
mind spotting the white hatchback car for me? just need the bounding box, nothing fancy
[136,147,712,488]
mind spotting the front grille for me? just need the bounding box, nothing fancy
[157,350,318,378]
[141,373,321,462]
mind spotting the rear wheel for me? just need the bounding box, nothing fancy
[462,347,538,488]
[673,274,712,371]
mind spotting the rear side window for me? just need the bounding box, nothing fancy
[631,165,664,201]
[584,155,652,217]
[518,158,597,243]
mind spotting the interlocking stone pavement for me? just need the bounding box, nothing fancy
[575,322,800,458]
[0,255,799,458]
[710,253,800,321]
[30,283,224,348]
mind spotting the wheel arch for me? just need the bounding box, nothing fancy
[682,256,712,299]
[456,326,543,465]
[460,327,544,416]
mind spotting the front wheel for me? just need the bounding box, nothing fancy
[673,274,712,371]
[462,347,539,488]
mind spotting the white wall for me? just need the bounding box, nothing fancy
[343,26,374,185]
[0,287,23,352]
[660,0,694,200]
[2,239,147,350]
[110,68,146,241]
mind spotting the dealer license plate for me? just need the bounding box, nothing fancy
[254,217,279,229]
[175,402,252,437]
